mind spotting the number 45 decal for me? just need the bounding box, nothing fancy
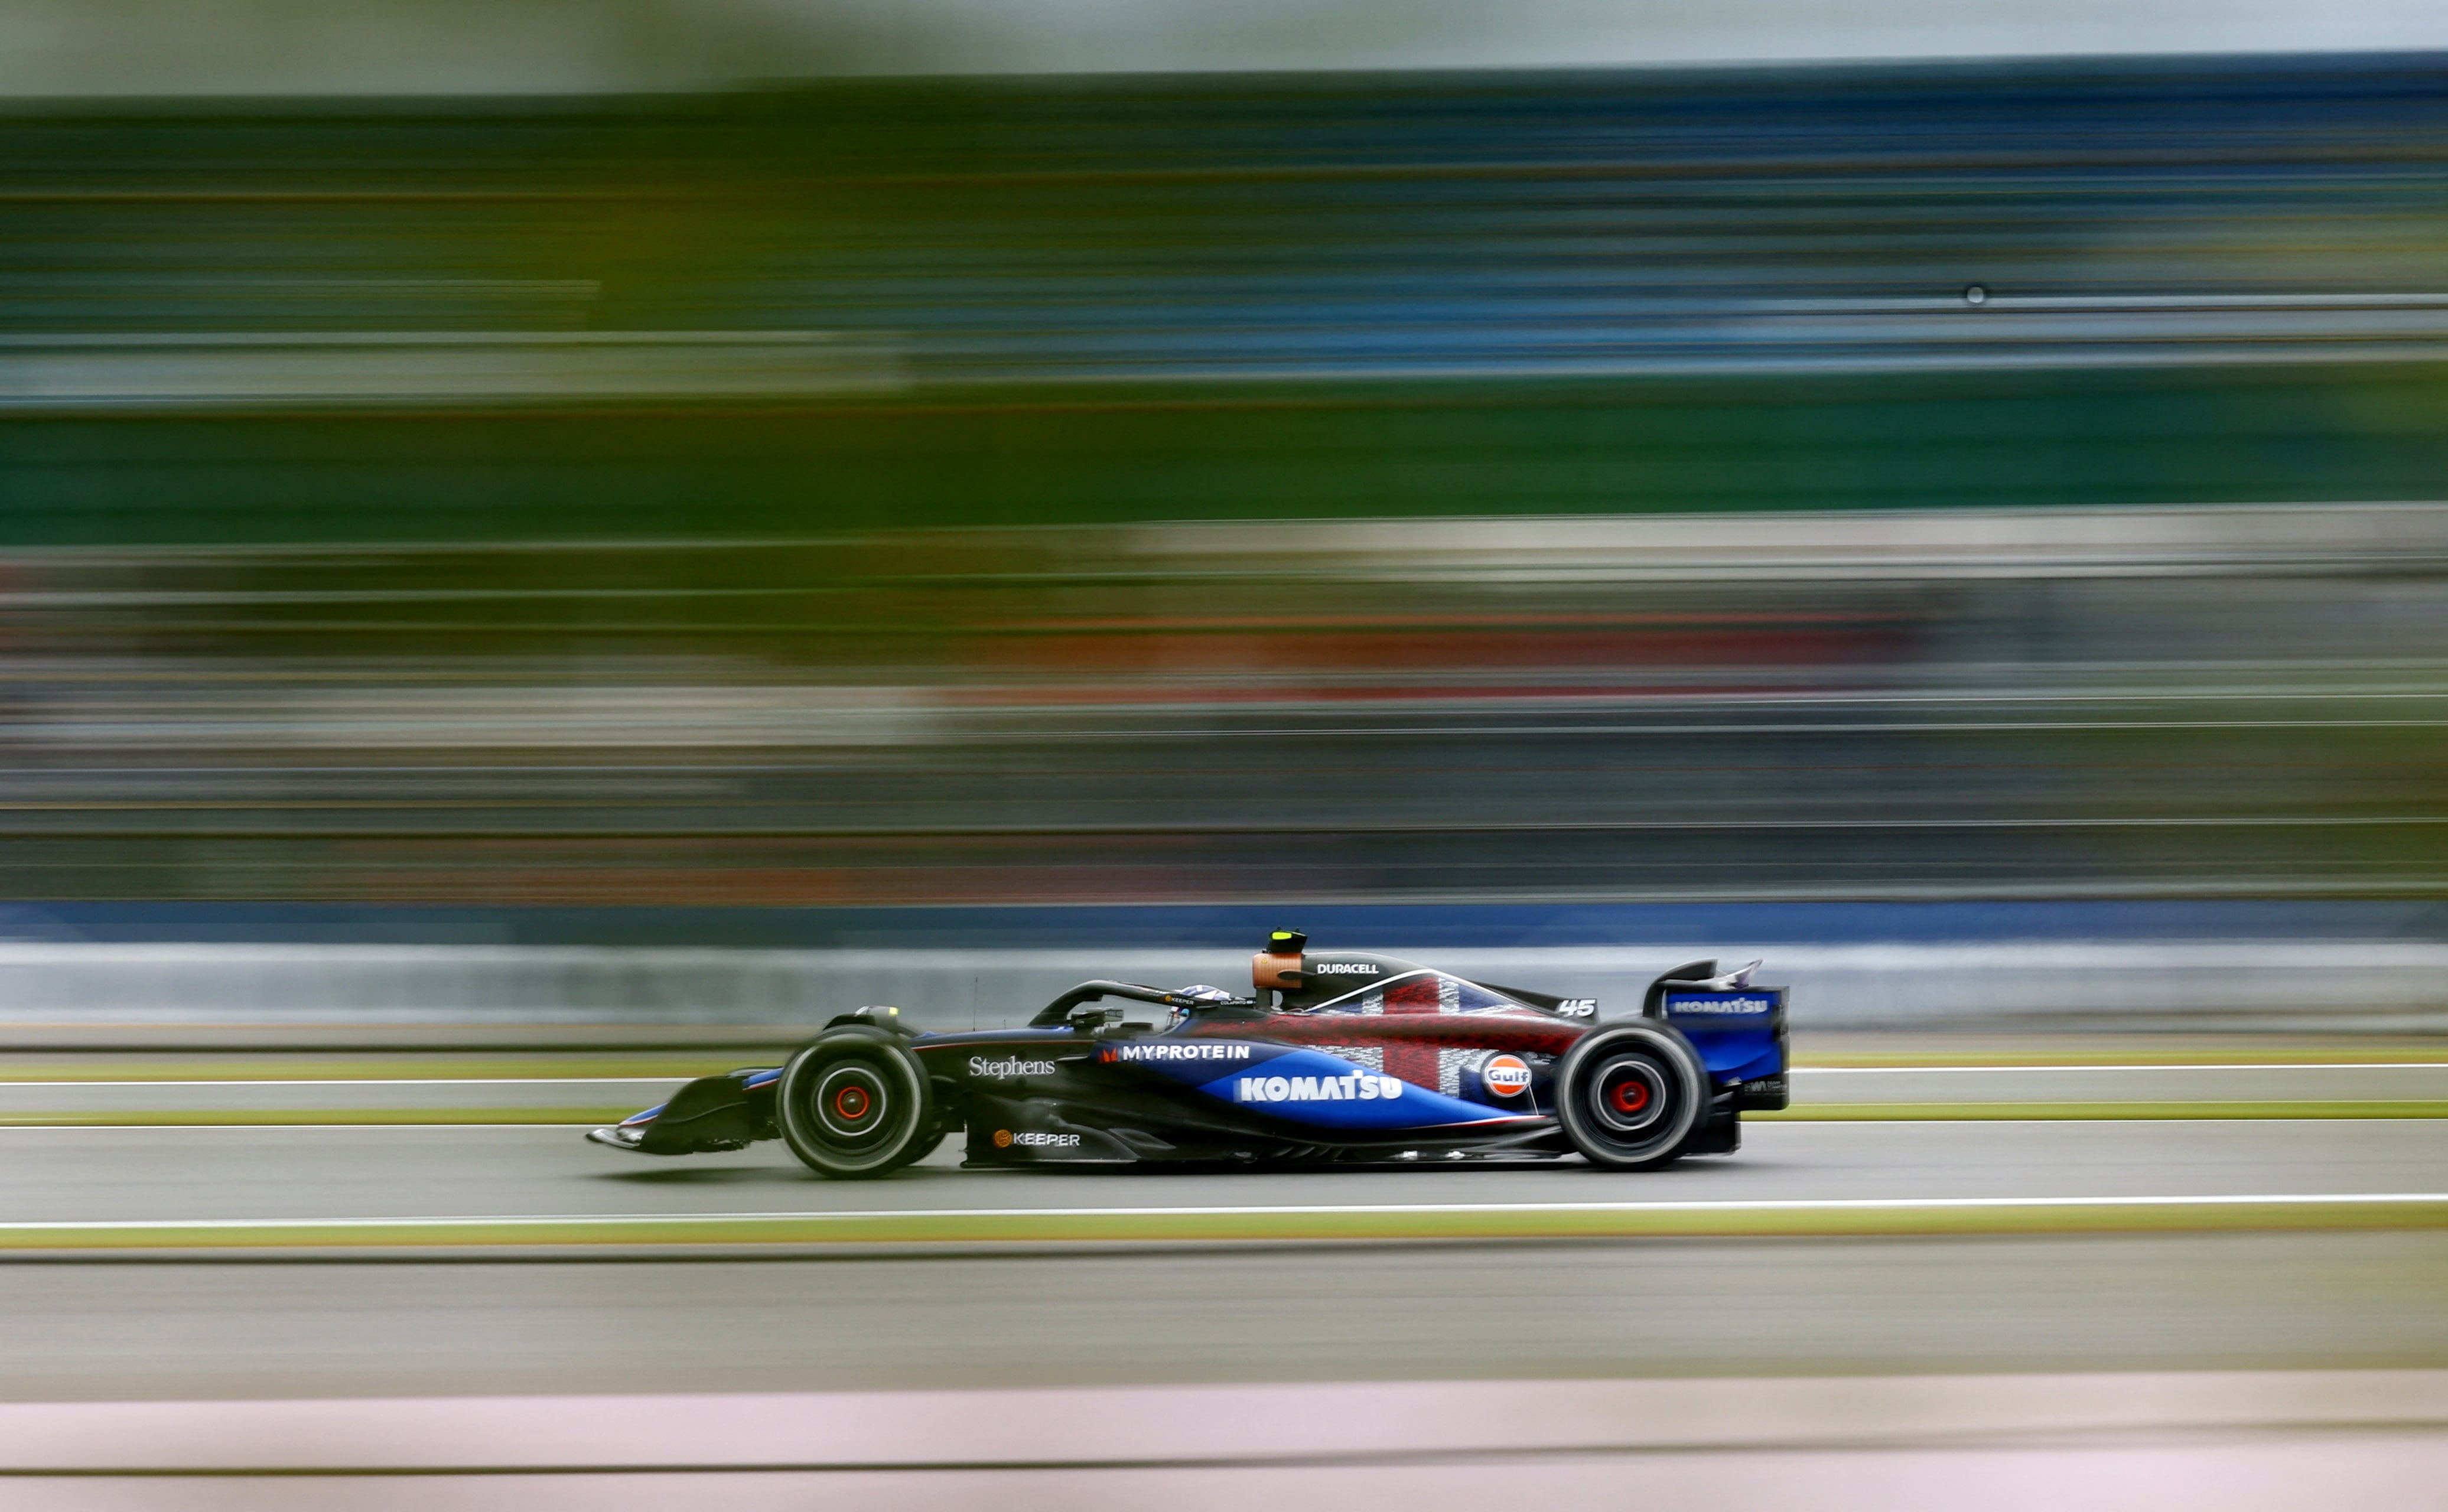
[1555,999,1597,1018]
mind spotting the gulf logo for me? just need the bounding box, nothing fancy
[1482,1054,1534,1099]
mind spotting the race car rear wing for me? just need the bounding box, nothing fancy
[1643,958,1789,1112]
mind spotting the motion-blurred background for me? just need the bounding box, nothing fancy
[5,43,2448,1027]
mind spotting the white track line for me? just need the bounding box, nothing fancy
[5,1191,2446,1233]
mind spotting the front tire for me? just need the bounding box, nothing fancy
[777,1029,935,1179]
[1557,1021,1709,1171]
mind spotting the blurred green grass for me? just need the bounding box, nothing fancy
[18,368,2448,547]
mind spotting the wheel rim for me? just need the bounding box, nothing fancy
[809,1059,893,1146]
[1586,1052,1672,1137]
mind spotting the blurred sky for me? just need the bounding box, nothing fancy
[6,0,2448,95]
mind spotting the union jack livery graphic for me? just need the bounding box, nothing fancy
[589,930,1788,1176]
[1304,969,1554,1096]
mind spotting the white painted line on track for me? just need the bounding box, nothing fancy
[6,1191,2445,1232]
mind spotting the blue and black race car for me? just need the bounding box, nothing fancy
[588,930,1788,1176]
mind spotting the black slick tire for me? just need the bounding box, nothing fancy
[777,1028,935,1179]
[1556,1021,1710,1171]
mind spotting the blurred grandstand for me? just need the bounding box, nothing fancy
[2,63,2447,927]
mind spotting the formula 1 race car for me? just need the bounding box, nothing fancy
[587,931,1788,1176]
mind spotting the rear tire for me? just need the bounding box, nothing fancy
[777,1029,935,1179]
[1557,1021,1709,1171]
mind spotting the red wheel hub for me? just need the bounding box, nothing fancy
[1611,1078,1651,1114]
[834,1084,872,1121]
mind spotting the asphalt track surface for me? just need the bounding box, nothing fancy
[8,1080,2448,1511]
[6,1118,2448,1223]
[0,1107,2443,1400]
[0,1054,2437,1404]
[5,1224,2447,1404]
